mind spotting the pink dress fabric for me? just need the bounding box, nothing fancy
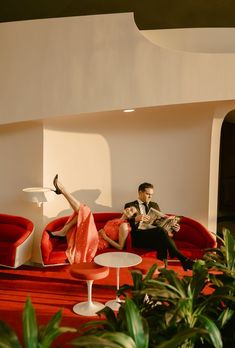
[65,204,130,264]
[98,218,131,250]
[66,204,99,264]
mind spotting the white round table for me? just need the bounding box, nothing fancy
[94,251,142,310]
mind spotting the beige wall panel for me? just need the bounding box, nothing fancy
[1,13,235,125]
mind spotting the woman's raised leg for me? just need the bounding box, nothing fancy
[48,176,82,237]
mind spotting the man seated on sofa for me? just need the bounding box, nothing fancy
[124,182,194,270]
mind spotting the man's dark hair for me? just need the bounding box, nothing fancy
[138,182,154,192]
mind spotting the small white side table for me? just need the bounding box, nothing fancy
[94,251,142,311]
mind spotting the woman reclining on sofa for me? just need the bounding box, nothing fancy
[47,175,137,264]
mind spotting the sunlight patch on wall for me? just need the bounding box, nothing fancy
[44,129,112,216]
[141,28,235,53]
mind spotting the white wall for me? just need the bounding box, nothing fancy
[42,103,215,223]
[0,122,44,262]
[0,101,233,263]
[1,13,235,262]
[0,121,43,215]
[1,13,235,125]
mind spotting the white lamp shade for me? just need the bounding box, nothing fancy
[23,187,55,206]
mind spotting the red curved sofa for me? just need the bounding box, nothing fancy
[0,213,34,268]
[40,212,216,266]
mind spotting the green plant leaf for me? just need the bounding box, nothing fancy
[131,270,145,290]
[190,260,209,298]
[0,321,22,348]
[156,327,207,348]
[158,268,186,297]
[38,309,76,347]
[41,309,62,333]
[71,333,135,347]
[39,326,77,348]
[144,263,158,281]
[124,297,149,348]
[78,307,119,334]
[197,314,223,348]
[217,307,234,328]
[23,297,38,348]
[98,306,119,330]
[102,332,136,348]
[223,228,235,271]
[144,279,183,299]
[78,319,115,336]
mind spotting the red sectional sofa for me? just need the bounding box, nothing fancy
[0,213,34,268]
[40,212,216,266]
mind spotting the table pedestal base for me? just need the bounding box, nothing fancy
[94,252,142,312]
[73,301,105,316]
[105,298,125,311]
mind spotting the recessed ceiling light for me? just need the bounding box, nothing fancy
[123,109,135,113]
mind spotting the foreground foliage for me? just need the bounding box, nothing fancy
[0,297,76,348]
[1,229,235,348]
[72,229,235,348]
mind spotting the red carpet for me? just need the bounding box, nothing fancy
[0,264,135,346]
[0,261,191,347]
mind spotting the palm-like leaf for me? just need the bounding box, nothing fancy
[39,309,76,348]
[0,321,22,348]
[223,228,235,272]
[197,314,223,348]
[73,299,149,348]
[204,228,235,277]
[23,297,38,348]
[71,332,136,348]
[124,297,149,348]
[156,327,207,348]
[217,307,234,328]
[144,263,158,281]
[78,306,119,335]
[190,259,209,298]
[157,268,187,297]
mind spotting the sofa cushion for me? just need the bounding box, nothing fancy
[0,241,16,266]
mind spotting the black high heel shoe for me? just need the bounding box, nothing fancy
[53,174,62,195]
[181,258,194,271]
[46,230,65,239]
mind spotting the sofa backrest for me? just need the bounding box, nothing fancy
[41,212,216,263]
[0,213,34,242]
[93,212,122,230]
[174,216,216,248]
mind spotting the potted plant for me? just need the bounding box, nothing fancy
[0,297,76,348]
[71,230,235,348]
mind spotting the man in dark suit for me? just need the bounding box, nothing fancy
[124,182,194,270]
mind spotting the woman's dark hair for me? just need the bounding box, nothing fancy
[138,182,154,192]
[125,205,137,221]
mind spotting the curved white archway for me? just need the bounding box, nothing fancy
[209,102,235,233]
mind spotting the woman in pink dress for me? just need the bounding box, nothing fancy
[47,175,137,263]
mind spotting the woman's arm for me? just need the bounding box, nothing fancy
[99,223,129,250]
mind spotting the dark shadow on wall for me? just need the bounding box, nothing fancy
[56,189,114,218]
[217,113,235,238]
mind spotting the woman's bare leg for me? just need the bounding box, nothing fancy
[50,214,78,237]
[49,179,81,237]
[56,180,81,213]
